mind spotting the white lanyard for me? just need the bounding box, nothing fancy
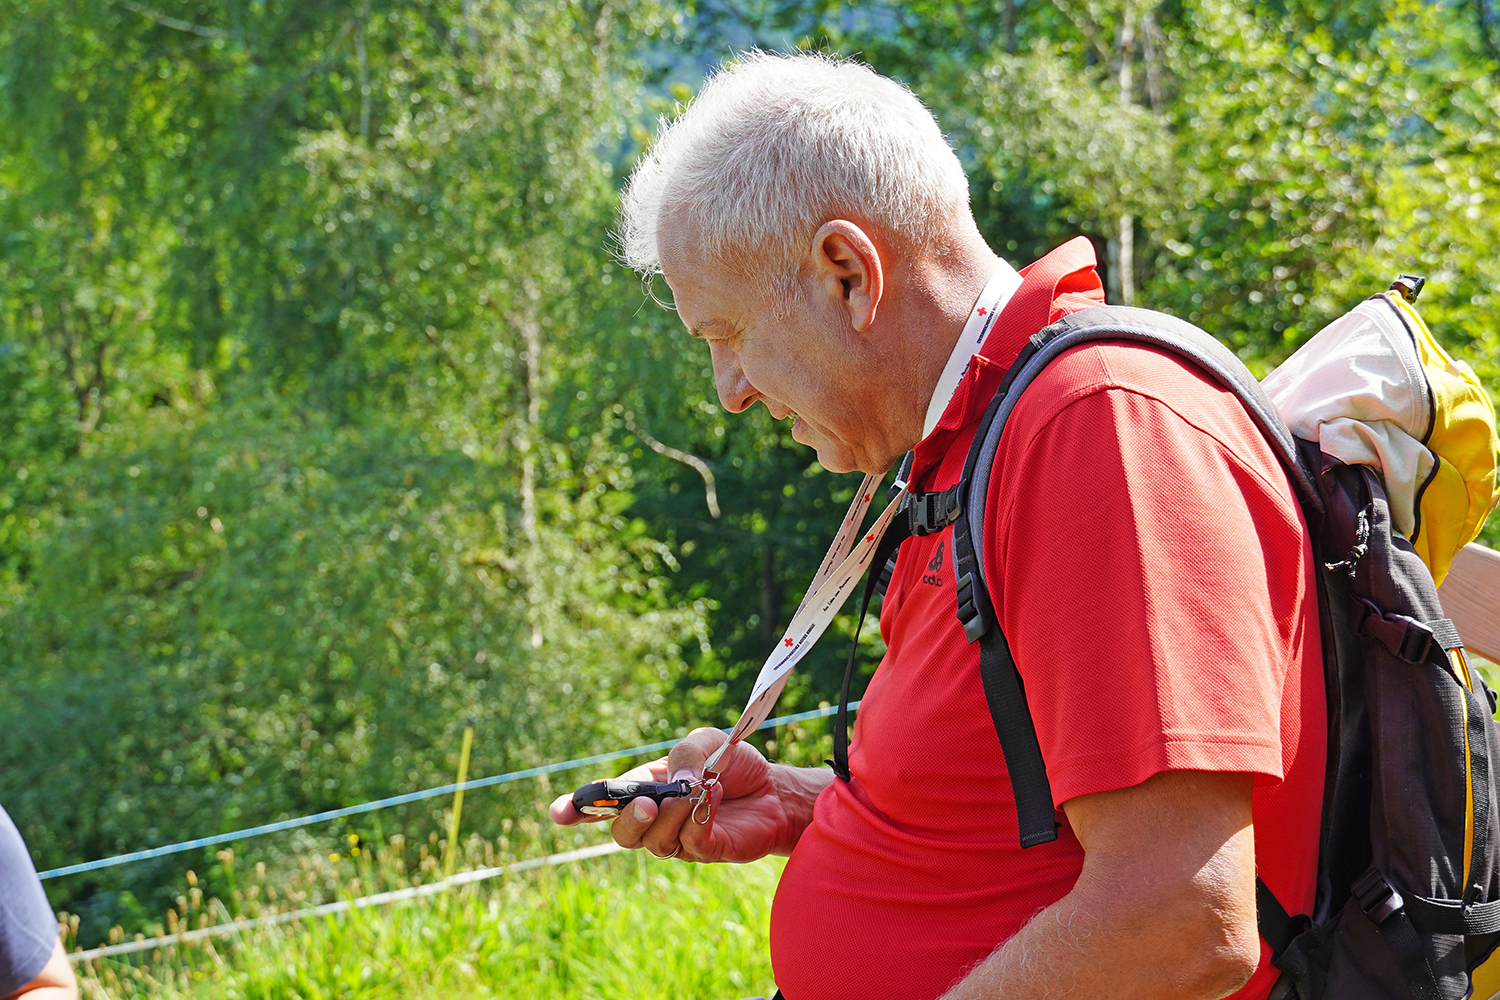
[700,470,909,777]
[923,260,1022,437]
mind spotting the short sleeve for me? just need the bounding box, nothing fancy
[988,345,1313,807]
[0,806,58,994]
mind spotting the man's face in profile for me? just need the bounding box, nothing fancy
[656,214,874,474]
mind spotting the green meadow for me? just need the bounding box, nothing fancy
[69,836,783,1000]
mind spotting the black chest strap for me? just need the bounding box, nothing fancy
[825,473,1059,858]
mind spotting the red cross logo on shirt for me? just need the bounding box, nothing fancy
[866,532,876,543]
[977,307,988,316]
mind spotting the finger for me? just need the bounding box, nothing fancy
[610,793,662,848]
[676,780,724,856]
[643,793,698,859]
[665,727,730,783]
[548,792,587,826]
[610,794,653,848]
[616,757,670,782]
[551,755,671,827]
[548,791,617,826]
[611,789,695,858]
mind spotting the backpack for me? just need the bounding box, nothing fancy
[829,277,1500,1000]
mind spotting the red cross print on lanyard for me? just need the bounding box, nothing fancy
[692,468,911,824]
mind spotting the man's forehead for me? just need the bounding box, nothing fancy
[669,271,739,339]
[656,201,705,270]
[657,209,750,333]
[657,202,762,280]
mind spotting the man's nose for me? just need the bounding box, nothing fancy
[710,342,756,413]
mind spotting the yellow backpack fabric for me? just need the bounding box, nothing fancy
[1385,292,1500,586]
[1262,280,1498,587]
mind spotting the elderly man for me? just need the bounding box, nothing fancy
[552,51,1324,1000]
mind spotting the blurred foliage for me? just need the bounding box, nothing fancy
[1,0,1498,942]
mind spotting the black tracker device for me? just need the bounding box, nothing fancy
[570,778,694,817]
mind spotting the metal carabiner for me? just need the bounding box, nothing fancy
[691,770,720,826]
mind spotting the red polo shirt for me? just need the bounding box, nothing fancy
[768,238,1325,1000]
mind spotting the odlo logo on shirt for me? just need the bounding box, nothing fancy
[922,541,945,587]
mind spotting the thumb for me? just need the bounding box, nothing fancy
[665,727,730,782]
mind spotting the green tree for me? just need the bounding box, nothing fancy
[0,0,720,939]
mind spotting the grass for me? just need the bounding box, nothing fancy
[58,716,846,1000]
[62,663,1500,1000]
[67,832,783,1000]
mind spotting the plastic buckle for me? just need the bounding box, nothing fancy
[1481,676,1499,716]
[910,493,937,536]
[909,490,958,537]
[955,573,987,643]
[1390,274,1426,303]
[1354,867,1405,926]
[1355,600,1434,665]
[1398,624,1434,665]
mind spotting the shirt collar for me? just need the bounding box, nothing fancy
[921,259,1024,438]
[907,236,1104,488]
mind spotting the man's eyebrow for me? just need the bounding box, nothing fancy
[689,318,733,339]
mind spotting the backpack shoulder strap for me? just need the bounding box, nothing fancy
[950,305,1319,850]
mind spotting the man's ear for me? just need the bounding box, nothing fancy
[810,220,883,332]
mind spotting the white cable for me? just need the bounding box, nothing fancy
[67,841,627,963]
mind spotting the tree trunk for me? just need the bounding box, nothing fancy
[1115,4,1137,307]
[514,295,545,649]
[1142,8,1164,113]
[1117,212,1135,306]
[356,16,372,140]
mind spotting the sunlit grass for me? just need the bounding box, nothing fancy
[68,834,782,1000]
[64,659,1500,1000]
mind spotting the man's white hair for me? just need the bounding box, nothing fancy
[618,51,971,292]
